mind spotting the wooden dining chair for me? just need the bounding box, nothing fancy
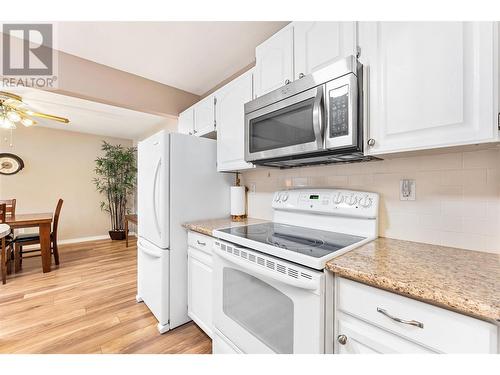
[14,199,63,272]
[1,203,14,284]
[0,199,16,217]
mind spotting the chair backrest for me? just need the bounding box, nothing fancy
[0,203,6,223]
[52,199,64,240]
[0,199,16,217]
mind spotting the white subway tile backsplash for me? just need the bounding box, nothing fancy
[463,149,500,169]
[440,169,487,186]
[242,148,500,254]
[325,175,349,187]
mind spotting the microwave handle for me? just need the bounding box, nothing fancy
[312,86,324,144]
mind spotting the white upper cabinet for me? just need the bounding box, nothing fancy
[178,107,194,135]
[294,22,357,79]
[216,69,255,172]
[360,22,499,155]
[255,25,294,97]
[194,94,216,136]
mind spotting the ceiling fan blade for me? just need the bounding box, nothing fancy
[19,110,69,124]
[0,91,23,102]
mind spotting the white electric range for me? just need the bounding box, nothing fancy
[211,188,379,354]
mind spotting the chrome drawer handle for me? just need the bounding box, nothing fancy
[376,307,424,329]
[196,240,206,246]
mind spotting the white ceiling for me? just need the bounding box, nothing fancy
[55,21,289,95]
[2,86,171,140]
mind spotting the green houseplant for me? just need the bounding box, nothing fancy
[93,141,137,240]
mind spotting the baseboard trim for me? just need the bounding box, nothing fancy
[21,233,137,250]
[58,235,110,245]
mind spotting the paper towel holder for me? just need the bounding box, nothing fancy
[231,173,247,222]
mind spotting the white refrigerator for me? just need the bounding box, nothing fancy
[137,131,233,333]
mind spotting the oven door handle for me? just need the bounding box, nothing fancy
[312,86,324,146]
[214,247,318,291]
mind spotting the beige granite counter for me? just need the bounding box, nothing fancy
[182,217,268,236]
[326,237,500,323]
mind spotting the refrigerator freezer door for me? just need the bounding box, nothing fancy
[137,238,170,329]
[138,131,169,248]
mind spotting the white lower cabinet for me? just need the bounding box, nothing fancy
[335,278,498,354]
[187,231,214,338]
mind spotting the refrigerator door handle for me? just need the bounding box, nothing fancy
[138,241,162,258]
[152,158,162,238]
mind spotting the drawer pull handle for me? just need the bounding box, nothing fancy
[376,307,424,329]
[196,240,207,246]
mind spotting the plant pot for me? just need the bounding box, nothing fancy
[109,230,126,240]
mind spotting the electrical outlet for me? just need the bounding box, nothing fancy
[249,183,256,193]
[400,179,416,201]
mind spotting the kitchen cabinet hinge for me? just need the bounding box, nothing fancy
[356,46,361,58]
[214,97,217,105]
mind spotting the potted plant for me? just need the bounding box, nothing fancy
[93,141,137,240]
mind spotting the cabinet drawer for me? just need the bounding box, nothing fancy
[188,231,214,255]
[336,312,434,354]
[337,278,498,353]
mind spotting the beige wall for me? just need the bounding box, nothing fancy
[0,125,133,241]
[241,147,500,254]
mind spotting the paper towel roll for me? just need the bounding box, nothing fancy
[230,186,246,216]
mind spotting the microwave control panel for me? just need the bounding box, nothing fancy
[329,84,349,138]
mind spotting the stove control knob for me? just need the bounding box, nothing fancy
[359,195,372,208]
[282,193,289,202]
[333,193,344,204]
[274,194,280,202]
[346,195,358,206]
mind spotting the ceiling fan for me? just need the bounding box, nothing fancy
[0,91,70,130]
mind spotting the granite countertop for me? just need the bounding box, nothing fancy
[182,217,268,236]
[326,237,500,324]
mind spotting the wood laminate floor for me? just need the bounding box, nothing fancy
[0,238,212,354]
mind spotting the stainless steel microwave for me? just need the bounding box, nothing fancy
[244,56,374,168]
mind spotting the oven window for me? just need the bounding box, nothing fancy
[223,268,294,353]
[249,98,316,153]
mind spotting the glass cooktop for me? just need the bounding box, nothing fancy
[218,222,366,258]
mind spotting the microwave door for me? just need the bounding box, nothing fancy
[245,86,324,162]
[324,73,358,150]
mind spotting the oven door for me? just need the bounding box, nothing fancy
[324,72,359,150]
[245,86,324,162]
[213,242,325,354]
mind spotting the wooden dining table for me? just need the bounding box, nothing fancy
[5,213,53,273]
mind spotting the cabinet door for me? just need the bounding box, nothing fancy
[216,69,255,172]
[255,26,294,97]
[178,107,194,135]
[294,22,356,79]
[360,22,497,155]
[188,247,213,337]
[194,94,215,136]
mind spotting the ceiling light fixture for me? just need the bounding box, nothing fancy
[0,116,16,130]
